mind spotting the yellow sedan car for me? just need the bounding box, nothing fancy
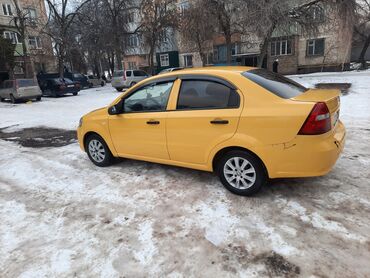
[77,67,345,196]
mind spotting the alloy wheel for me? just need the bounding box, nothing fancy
[88,139,106,163]
[223,157,256,189]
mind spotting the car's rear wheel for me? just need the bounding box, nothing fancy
[36,96,41,101]
[73,92,78,96]
[85,134,114,167]
[217,150,266,196]
[101,81,105,86]
[115,87,123,92]
[0,97,4,102]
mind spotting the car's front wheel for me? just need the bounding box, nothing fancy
[217,150,266,196]
[85,134,114,167]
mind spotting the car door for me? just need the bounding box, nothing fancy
[166,77,243,165]
[108,78,176,160]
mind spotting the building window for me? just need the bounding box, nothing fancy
[2,3,12,16]
[206,52,213,65]
[28,36,42,49]
[125,11,135,23]
[307,38,325,56]
[128,35,139,47]
[3,31,20,44]
[25,8,37,18]
[183,55,193,67]
[271,39,292,56]
[160,30,168,43]
[14,62,24,74]
[308,5,324,22]
[160,54,169,67]
[178,1,189,16]
[232,43,239,56]
[128,61,136,70]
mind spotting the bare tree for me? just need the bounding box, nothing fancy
[353,0,370,68]
[206,0,243,65]
[139,0,178,74]
[43,0,90,77]
[179,0,216,66]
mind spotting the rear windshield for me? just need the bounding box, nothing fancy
[242,69,307,99]
[113,70,124,77]
[133,70,147,77]
[16,79,37,87]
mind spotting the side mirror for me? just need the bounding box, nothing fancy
[108,100,123,115]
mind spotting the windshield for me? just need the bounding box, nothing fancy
[242,69,307,99]
[16,79,37,87]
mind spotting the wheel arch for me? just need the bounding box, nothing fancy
[83,131,117,157]
[212,146,269,178]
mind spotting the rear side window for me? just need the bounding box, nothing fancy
[177,80,240,110]
[126,71,132,77]
[133,70,147,77]
[17,79,36,87]
[242,69,307,99]
[113,70,124,77]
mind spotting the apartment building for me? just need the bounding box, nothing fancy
[0,0,56,80]
[122,4,179,73]
[176,0,353,74]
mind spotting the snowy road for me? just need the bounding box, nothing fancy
[0,74,369,277]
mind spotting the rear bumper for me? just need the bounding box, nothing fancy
[270,120,346,178]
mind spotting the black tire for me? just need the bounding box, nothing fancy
[116,87,123,92]
[10,94,16,104]
[0,97,4,102]
[101,81,105,87]
[73,92,78,96]
[216,150,266,196]
[85,134,114,167]
[130,82,137,87]
[36,96,41,101]
[89,83,93,88]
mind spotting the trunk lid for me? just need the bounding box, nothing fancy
[291,88,341,128]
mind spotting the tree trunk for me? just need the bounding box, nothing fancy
[225,32,232,65]
[359,35,370,69]
[258,25,275,68]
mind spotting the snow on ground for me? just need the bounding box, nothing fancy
[0,74,370,277]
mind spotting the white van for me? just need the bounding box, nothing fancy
[111,70,149,92]
[0,79,42,103]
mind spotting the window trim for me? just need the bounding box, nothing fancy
[306,38,325,56]
[2,3,12,16]
[160,54,169,67]
[175,78,241,111]
[271,39,292,56]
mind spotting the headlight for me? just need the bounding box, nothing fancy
[78,117,83,127]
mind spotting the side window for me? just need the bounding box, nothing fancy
[126,71,132,77]
[133,70,147,77]
[177,80,239,110]
[123,81,174,112]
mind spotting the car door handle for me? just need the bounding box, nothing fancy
[147,120,160,125]
[210,119,229,125]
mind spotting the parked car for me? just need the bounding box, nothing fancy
[87,75,106,88]
[111,70,149,91]
[39,78,81,97]
[64,72,89,88]
[77,67,345,196]
[0,79,42,103]
[158,67,184,74]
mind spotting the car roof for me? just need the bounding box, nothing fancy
[154,66,256,79]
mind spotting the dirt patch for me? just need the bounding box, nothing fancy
[0,127,77,148]
[315,83,352,96]
[254,251,300,277]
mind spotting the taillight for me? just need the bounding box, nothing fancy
[59,85,66,90]
[298,102,331,135]
[76,83,80,88]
